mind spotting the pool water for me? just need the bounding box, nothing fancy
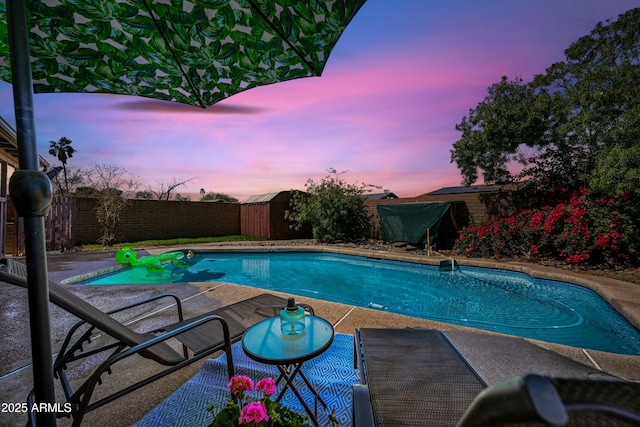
[82,251,640,355]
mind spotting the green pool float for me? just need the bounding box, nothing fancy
[116,247,188,272]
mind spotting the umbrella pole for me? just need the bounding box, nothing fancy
[6,1,57,426]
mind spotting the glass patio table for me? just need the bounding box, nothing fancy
[241,315,334,426]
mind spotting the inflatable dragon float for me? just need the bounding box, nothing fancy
[116,247,189,273]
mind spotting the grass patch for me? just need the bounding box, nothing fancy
[77,235,259,251]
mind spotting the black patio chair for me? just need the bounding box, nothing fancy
[456,373,640,427]
[0,257,298,427]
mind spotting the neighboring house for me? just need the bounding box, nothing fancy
[361,190,398,200]
[363,184,512,248]
[365,184,507,225]
[420,184,511,222]
[0,116,50,256]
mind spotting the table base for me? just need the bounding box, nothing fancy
[276,363,328,426]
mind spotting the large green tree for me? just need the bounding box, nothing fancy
[450,76,550,186]
[450,7,640,192]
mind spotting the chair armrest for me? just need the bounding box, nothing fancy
[106,293,184,322]
[300,303,314,315]
[352,384,375,427]
[75,314,235,415]
[57,293,186,353]
[456,374,567,427]
[82,315,233,390]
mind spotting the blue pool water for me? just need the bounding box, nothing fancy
[82,251,640,355]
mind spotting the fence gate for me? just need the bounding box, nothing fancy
[13,196,75,255]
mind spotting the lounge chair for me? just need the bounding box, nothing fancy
[353,328,487,426]
[456,374,640,427]
[0,257,303,427]
[353,328,640,426]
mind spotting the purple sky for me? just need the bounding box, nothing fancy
[0,0,637,201]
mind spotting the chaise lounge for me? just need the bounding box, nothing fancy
[0,257,298,427]
[353,328,640,426]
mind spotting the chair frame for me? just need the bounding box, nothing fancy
[49,294,234,425]
[0,257,291,427]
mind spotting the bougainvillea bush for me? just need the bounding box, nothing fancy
[454,187,639,268]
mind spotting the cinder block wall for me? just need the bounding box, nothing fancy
[73,198,240,244]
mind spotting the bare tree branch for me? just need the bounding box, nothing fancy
[148,177,197,200]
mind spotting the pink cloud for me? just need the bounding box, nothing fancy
[2,0,637,202]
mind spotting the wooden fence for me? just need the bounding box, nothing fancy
[13,197,75,255]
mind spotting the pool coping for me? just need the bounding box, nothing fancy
[4,245,639,427]
[109,243,640,333]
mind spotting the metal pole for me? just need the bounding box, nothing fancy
[6,1,57,425]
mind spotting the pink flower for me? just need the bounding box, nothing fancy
[256,377,277,396]
[238,401,269,424]
[228,375,254,397]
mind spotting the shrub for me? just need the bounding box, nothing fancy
[286,169,377,243]
[454,187,639,268]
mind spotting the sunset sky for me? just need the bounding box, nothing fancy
[0,0,637,201]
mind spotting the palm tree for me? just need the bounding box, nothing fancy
[48,136,76,194]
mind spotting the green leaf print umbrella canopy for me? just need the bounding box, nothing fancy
[0,1,366,424]
[0,0,366,108]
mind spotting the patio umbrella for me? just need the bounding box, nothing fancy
[0,0,367,424]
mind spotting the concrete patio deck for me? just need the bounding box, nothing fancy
[1,243,639,426]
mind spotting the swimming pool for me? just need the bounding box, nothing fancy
[82,251,640,355]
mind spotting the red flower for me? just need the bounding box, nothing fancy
[529,211,545,228]
[566,252,590,264]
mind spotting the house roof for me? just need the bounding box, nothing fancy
[426,185,503,196]
[361,191,398,200]
[0,116,19,166]
[0,116,50,169]
[241,192,282,204]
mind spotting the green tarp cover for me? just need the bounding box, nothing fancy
[377,202,451,245]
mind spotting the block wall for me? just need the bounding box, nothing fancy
[73,198,240,244]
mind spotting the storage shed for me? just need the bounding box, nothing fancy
[240,191,312,240]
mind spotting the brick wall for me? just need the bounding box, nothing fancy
[73,198,240,244]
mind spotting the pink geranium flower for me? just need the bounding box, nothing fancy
[208,375,314,426]
[228,375,254,398]
[256,377,277,396]
[238,401,269,424]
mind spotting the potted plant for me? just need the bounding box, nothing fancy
[207,375,339,427]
